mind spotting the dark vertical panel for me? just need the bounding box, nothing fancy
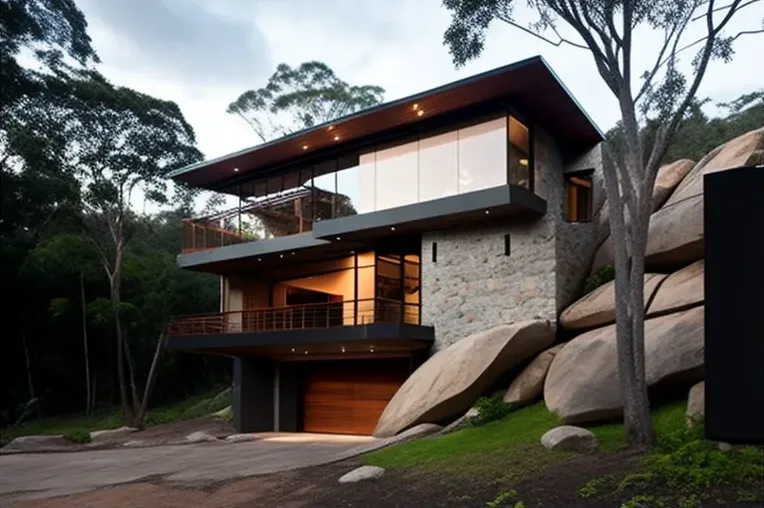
[354,253,359,325]
[704,166,764,444]
[278,362,301,432]
[529,123,535,192]
[432,242,437,263]
[233,357,275,433]
[504,234,511,256]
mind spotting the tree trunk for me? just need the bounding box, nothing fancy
[122,337,142,415]
[135,334,166,429]
[80,272,91,415]
[21,330,35,400]
[111,238,133,425]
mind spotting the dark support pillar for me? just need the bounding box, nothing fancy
[278,362,301,432]
[233,357,275,433]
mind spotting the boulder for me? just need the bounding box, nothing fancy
[504,344,564,404]
[225,433,258,443]
[541,425,598,452]
[185,431,218,443]
[545,306,704,424]
[646,128,764,267]
[1,434,69,453]
[213,405,233,421]
[663,128,764,207]
[560,274,667,330]
[89,426,138,444]
[373,321,555,438]
[645,193,705,267]
[338,465,385,483]
[686,381,705,427]
[648,260,704,316]
[122,439,147,448]
[652,159,696,211]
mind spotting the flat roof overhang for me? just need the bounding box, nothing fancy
[170,56,603,192]
[312,185,545,241]
[167,323,434,361]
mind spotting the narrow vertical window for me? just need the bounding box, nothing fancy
[566,175,593,222]
[432,242,438,262]
[508,116,531,189]
[504,234,511,256]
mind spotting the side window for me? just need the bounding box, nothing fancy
[566,174,593,222]
[508,116,532,189]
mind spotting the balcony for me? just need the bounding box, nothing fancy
[167,298,420,336]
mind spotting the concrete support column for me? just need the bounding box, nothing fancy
[233,357,275,433]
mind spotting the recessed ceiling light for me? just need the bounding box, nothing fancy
[328,125,334,131]
[519,158,529,166]
[390,227,395,231]
[302,144,309,150]
[291,251,295,255]
[304,350,308,355]
[350,250,355,254]
[333,135,340,141]
[336,236,341,240]
[233,167,240,172]
[257,258,262,261]
[417,110,424,117]
[412,103,419,110]
[280,254,283,258]
[370,347,375,353]
[291,348,295,352]
[485,210,490,214]
[341,346,346,353]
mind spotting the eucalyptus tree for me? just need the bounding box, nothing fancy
[442,0,762,445]
[228,61,385,142]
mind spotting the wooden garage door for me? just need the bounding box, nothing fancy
[303,359,409,435]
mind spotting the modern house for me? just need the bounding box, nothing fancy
[167,56,604,436]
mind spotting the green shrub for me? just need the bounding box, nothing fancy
[64,430,91,444]
[621,494,658,508]
[468,393,517,427]
[577,475,618,499]
[583,265,615,295]
[486,489,517,508]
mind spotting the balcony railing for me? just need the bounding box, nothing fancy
[167,298,421,336]
[182,219,245,253]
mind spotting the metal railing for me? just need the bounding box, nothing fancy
[182,219,245,253]
[167,298,420,336]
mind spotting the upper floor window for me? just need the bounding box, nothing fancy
[566,174,593,222]
[508,116,532,189]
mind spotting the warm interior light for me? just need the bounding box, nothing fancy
[412,103,419,110]
[333,135,340,141]
[233,167,240,172]
[519,158,529,166]
[328,125,334,131]
[302,144,309,150]
[390,227,396,231]
[417,110,424,117]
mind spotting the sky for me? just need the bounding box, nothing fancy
[73,0,763,166]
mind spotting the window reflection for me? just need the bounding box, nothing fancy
[509,116,531,188]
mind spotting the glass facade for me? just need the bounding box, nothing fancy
[235,114,532,240]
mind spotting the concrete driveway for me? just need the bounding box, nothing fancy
[0,433,375,500]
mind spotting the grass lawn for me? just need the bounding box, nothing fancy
[366,401,764,506]
[0,387,229,443]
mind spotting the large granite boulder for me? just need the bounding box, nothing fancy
[545,306,704,424]
[373,321,555,438]
[648,260,704,316]
[663,128,764,207]
[560,274,667,330]
[652,159,696,211]
[504,344,563,405]
[646,128,764,267]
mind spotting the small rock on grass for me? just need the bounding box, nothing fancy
[338,465,385,483]
[541,425,598,452]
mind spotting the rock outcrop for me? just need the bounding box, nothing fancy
[648,260,704,315]
[545,306,704,424]
[504,344,563,405]
[652,159,696,211]
[1,434,70,453]
[541,425,598,452]
[338,465,385,483]
[560,274,667,330]
[374,321,555,438]
[686,381,705,427]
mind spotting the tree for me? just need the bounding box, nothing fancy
[442,0,763,445]
[40,66,203,425]
[227,61,385,142]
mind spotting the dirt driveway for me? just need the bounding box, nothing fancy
[0,433,373,502]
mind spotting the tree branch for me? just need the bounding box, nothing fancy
[496,13,588,49]
[691,0,760,21]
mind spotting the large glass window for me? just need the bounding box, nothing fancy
[375,140,419,211]
[457,117,507,193]
[509,116,531,188]
[419,131,458,202]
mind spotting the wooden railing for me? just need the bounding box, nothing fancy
[182,219,245,253]
[167,298,420,336]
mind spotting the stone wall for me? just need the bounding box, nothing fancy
[420,128,602,350]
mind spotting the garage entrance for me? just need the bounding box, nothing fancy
[302,358,409,435]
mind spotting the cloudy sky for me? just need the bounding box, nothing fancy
[75,0,763,162]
